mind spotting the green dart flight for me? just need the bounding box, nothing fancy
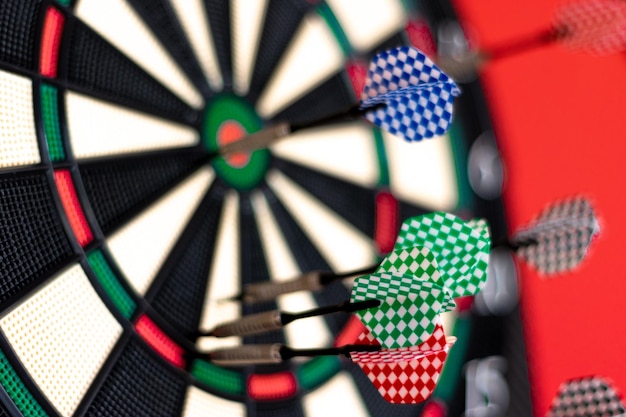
[395,212,491,298]
[351,271,452,349]
[222,216,490,304]
[351,247,454,348]
[376,245,456,312]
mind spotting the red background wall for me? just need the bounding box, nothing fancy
[450,0,626,414]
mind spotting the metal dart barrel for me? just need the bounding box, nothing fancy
[209,310,282,338]
[208,344,283,366]
[238,272,323,303]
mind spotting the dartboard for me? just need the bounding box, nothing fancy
[0,1,516,416]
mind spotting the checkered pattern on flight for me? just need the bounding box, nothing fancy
[377,246,440,279]
[350,336,455,404]
[360,46,460,142]
[555,0,626,55]
[466,218,490,240]
[546,377,626,417]
[396,213,491,297]
[356,316,448,352]
[465,218,491,297]
[352,349,448,404]
[377,246,455,311]
[351,272,450,348]
[514,197,599,274]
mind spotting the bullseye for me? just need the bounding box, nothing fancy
[216,120,249,168]
[202,94,269,190]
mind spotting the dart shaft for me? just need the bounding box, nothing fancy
[218,122,291,156]
[281,299,381,325]
[206,343,381,366]
[207,299,379,337]
[507,205,598,251]
[493,237,538,251]
[236,265,380,304]
[484,27,561,60]
[217,104,375,157]
[290,104,364,133]
[516,216,598,236]
[319,264,379,286]
[283,344,382,360]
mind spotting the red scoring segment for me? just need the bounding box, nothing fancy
[345,60,368,100]
[40,7,64,78]
[54,169,93,247]
[134,315,186,368]
[333,315,368,347]
[420,399,447,417]
[454,296,474,313]
[247,372,298,400]
[405,18,438,59]
[374,191,399,254]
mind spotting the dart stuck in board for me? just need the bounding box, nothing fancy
[216,46,460,157]
[227,201,599,303]
[198,212,493,405]
[512,196,600,275]
[225,213,490,303]
[438,0,626,81]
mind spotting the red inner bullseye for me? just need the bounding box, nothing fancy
[217,120,250,168]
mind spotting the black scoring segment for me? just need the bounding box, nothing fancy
[0,173,74,308]
[260,184,348,334]
[147,180,227,337]
[85,337,186,417]
[272,157,377,238]
[203,0,232,90]
[126,0,211,97]
[66,20,198,123]
[0,0,41,71]
[251,399,306,417]
[239,191,287,347]
[271,73,356,126]
[246,0,313,104]
[78,148,207,235]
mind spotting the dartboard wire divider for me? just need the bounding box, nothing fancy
[0,0,524,416]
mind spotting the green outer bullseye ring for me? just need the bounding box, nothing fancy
[203,94,269,190]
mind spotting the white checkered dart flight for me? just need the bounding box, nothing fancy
[439,0,626,81]
[546,377,626,417]
[510,196,600,275]
[212,46,461,158]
